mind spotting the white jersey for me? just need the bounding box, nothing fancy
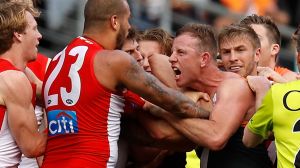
[0,112,22,167]
[19,105,45,168]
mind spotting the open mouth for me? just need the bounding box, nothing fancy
[173,67,181,75]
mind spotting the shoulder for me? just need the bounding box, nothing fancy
[0,70,32,106]
[0,70,31,96]
[96,49,132,60]
[220,74,249,90]
[217,74,253,101]
[0,70,29,85]
[95,49,133,64]
[282,70,298,81]
[94,49,138,73]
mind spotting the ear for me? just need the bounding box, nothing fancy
[200,52,210,67]
[13,32,22,42]
[110,15,119,31]
[270,44,280,56]
[254,48,261,63]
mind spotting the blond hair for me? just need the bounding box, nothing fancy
[0,1,40,54]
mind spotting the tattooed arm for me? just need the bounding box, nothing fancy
[94,50,208,118]
[120,51,209,118]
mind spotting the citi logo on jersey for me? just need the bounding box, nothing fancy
[47,110,78,136]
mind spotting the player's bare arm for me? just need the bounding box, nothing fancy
[159,78,254,150]
[124,113,195,151]
[247,75,271,110]
[257,66,287,83]
[0,71,46,157]
[99,50,209,118]
[282,70,299,81]
[243,127,264,148]
[147,53,178,89]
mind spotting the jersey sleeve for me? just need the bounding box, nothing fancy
[247,88,274,139]
[123,90,145,114]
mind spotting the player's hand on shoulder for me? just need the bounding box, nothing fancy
[25,67,42,97]
[183,91,210,102]
[257,66,287,83]
[24,67,40,84]
[246,75,271,93]
[183,91,213,113]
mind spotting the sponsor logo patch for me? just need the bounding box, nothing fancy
[47,110,78,136]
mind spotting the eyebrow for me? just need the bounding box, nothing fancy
[234,45,246,48]
[220,45,246,50]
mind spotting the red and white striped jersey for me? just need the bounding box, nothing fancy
[42,37,125,168]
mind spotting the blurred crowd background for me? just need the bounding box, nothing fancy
[36,0,300,72]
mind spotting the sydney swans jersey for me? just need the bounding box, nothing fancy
[0,59,25,167]
[248,80,300,168]
[42,37,125,168]
[27,53,49,81]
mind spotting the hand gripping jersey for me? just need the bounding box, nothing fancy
[247,80,300,168]
[123,90,145,114]
[0,59,36,167]
[42,37,125,168]
[274,66,292,76]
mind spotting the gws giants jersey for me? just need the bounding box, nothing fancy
[42,37,125,168]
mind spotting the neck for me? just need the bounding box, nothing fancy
[250,65,258,76]
[269,60,276,70]
[189,64,225,98]
[260,56,276,69]
[83,31,116,50]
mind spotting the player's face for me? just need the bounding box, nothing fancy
[219,36,259,77]
[250,24,273,67]
[169,34,202,88]
[116,1,131,49]
[22,11,42,62]
[122,39,143,66]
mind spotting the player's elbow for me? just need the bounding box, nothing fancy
[207,135,228,151]
[22,135,46,158]
[22,146,45,158]
[148,128,172,142]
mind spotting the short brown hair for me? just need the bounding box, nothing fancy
[140,28,174,56]
[218,24,261,51]
[176,23,218,59]
[83,0,128,31]
[0,2,40,55]
[126,28,140,41]
[240,14,281,46]
[292,25,300,52]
